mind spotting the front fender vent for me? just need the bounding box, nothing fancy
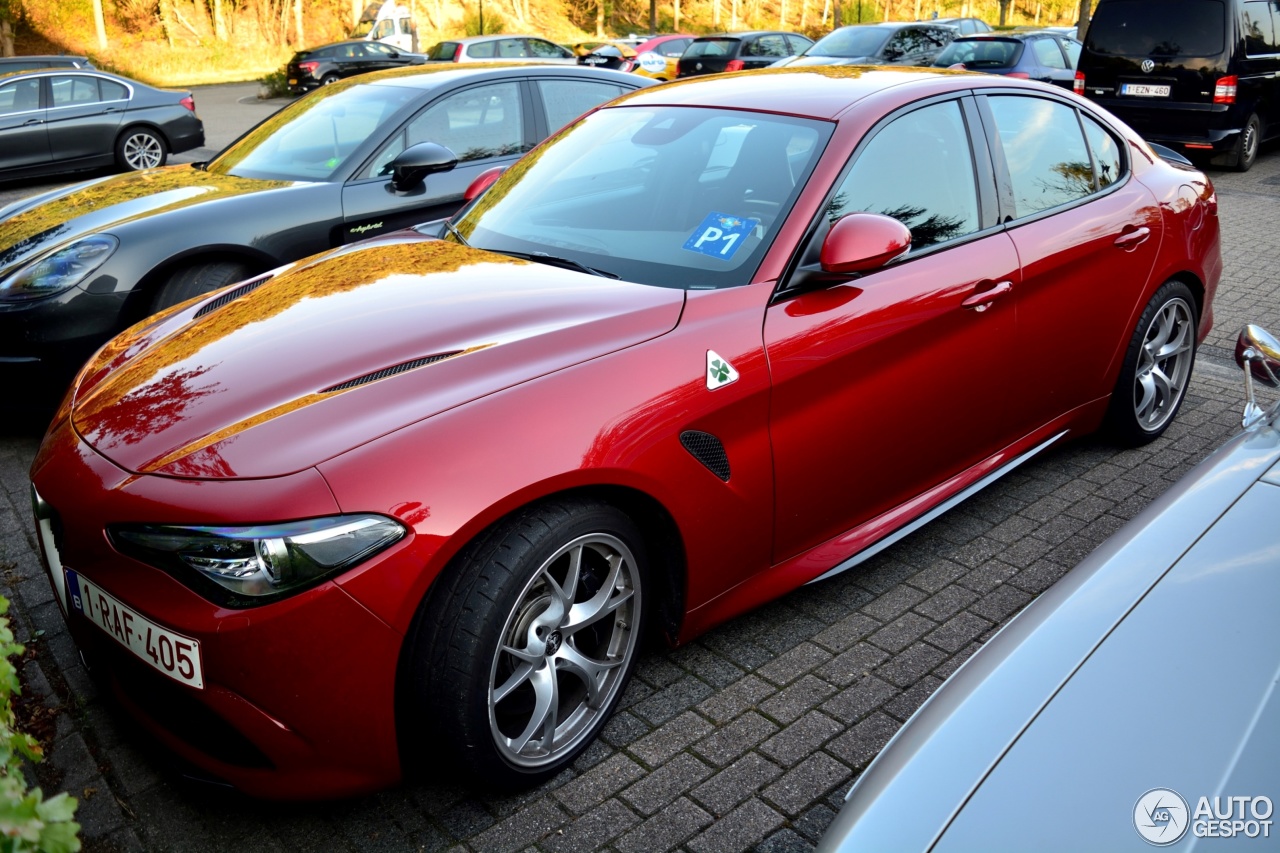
[680,430,730,482]
[194,276,271,319]
[321,352,462,393]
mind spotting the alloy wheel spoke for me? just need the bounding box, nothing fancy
[554,642,622,707]
[1136,371,1157,421]
[507,662,559,756]
[492,660,535,703]
[565,556,631,633]
[502,641,542,666]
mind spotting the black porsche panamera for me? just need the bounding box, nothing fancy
[0,63,648,387]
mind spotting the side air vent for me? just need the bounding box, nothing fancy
[680,430,730,482]
[321,352,461,393]
[194,276,270,318]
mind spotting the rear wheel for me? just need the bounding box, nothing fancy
[1234,113,1262,172]
[320,73,340,86]
[1104,280,1198,446]
[404,498,648,788]
[151,260,252,311]
[116,127,167,171]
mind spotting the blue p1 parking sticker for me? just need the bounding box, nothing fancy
[683,212,760,261]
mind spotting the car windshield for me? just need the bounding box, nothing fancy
[1085,0,1226,58]
[935,38,1020,67]
[807,27,892,57]
[208,83,418,181]
[452,105,832,289]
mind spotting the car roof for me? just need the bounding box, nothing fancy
[353,62,647,91]
[455,33,556,43]
[692,30,798,39]
[622,65,986,120]
[0,54,90,62]
[0,67,138,85]
[832,21,946,29]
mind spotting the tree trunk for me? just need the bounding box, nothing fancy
[714,0,720,27]
[730,0,737,29]
[675,0,681,30]
[821,0,829,25]
[93,0,109,50]
[779,0,785,27]
[158,0,174,47]
[595,0,604,37]
[294,0,304,45]
[353,0,362,29]
[1077,0,1091,41]
[0,17,14,57]
[213,0,228,40]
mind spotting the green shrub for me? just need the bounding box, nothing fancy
[0,598,80,853]
[258,68,292,99]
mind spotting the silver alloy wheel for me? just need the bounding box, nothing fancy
[123,132,163,170]
[487,532,641,768]
[1133,296,1195,432]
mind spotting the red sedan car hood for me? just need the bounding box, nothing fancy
[69,234,685,479]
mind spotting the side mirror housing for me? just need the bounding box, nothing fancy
[820,213,912,275]
[1234,324,1280,428]
[464,166,505,202]
[388,142,458,193]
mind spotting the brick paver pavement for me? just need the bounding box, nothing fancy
[1,148,1278,853]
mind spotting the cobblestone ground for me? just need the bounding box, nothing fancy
[1,148,1278,853]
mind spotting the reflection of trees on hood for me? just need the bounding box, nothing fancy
[74,238,525,457]
[86,364,220,450]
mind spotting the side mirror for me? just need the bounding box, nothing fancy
[820,213,912,275]
[388,142,458,193]
[1235,324,1280,428]
[464,166,505,202]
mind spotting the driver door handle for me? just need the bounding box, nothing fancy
[962,280,1013,312]
[1114,226,1151,250]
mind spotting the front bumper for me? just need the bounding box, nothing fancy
[30,418,409,799]
[0,285,133,388]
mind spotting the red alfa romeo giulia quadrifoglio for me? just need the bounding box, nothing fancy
[31,66,1220,798]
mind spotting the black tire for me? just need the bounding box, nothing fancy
[404,498,648,788]
[320,73,340,86]
[151,260,252,312]
[1104,280,1198,447]
[1233,113,1262,173]
[115,126,167,171]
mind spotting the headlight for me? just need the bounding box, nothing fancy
[110,515,406,607]
[0,235,119,302]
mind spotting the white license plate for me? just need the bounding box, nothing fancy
[1121,83,1171,97]
[67,571,204,689]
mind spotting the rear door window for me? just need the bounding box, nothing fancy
[748,35,790,57]
[1032,37,1068,68]
[537,79,629,131]
[986,95,1095,217]
[1085,0,1226,58]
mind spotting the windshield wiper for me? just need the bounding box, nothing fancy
[443,219,471,248]
[500,250,618,279]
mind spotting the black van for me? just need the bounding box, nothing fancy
[1077,0,1280,171]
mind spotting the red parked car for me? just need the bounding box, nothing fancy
[30,67,1220,799]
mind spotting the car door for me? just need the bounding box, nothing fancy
[44,74,126,164]
[361,42,406,71]
[765,97,1020,563]
[0,76,50,172]
[978,92,1162,440]
[340,80,532,241]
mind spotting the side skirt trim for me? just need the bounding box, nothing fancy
[806,430,1068,585]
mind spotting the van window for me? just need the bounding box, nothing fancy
[1085,0,1226,58]
[1243,0,1278,54]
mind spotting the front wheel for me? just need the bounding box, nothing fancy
[116,127,167,171]
[151,260,252,312]
[405,499,647,788]
[1104,280,1198,446]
